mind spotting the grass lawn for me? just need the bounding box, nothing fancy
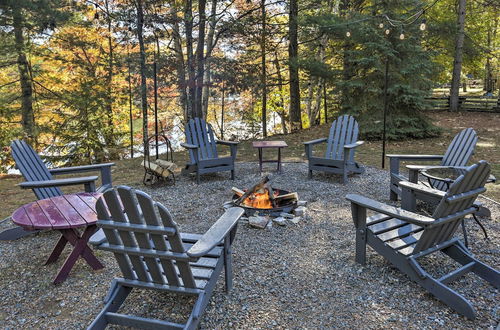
[1,110,499,220]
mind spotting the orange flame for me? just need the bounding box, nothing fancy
[242,189,279,209]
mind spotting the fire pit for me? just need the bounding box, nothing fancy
[231,176,298,216]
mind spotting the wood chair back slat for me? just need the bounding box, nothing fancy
[11,140,62,199]
[118,188,165,284]
[186,118,218,163]
[97,187,197,289]
[135,192,181,286]
[325,115,359,161]
[96,198,136,279]
[414,161,490,253]
[431,128,477,190]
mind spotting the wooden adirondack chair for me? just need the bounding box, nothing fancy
[88,186,244,330]
[388,128,477,200]
[0,140,115,241]
[181,118,238,184]
[304,115,364,183]
[346,160,499,319]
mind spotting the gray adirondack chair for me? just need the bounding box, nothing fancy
[304,115,364,183]
[346,160,499,319]
[88,186,244,330]
[388,128,477,200]
[0,140,114,241]
[181,118,238,184]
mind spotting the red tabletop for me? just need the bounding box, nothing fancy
[12,192,102,230]
[252,141,288,148]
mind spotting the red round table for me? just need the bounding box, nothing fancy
[11,192,104,284]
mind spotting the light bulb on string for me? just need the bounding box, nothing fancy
[420,19,427,31]
[385,29,390,35]
[379,22,384,29]
[399,32,405,40]
[346,30,351,37]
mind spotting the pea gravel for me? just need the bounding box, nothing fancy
[0,162,498,329]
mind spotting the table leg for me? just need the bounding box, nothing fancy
[45,234,69,265]
[277,147,282,173]
[53,226,104,284]
[258,148,263,173]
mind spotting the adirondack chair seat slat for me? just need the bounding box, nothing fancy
[376,223,424,243]
[348,161,500,319]
[367,217,408,234]
[182,118,238,184]
[88,186,244,330]
[304,115,364,183]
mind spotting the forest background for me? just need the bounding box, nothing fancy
[0,0,499,170]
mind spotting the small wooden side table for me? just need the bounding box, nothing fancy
[252,141,288,173]
[11,192,105,284]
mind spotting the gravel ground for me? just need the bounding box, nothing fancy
[0,162,498,329]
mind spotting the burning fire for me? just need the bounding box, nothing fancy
[242,188,278,209]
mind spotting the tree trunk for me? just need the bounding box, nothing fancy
[288,0,301,131]
[261,0,267,137]
[201,0,218,118]
[136,0,148,152]
[104,0,115,155]
[484,28,492,93]
[194,0,207,118]
[170,7,188,121]
[12,5,36,141]
[185,0,195,120]
[273,52,288,134]
[449,0,466,112]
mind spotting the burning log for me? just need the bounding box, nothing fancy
[231,187,245,197]
[274,192,298,204]
[234,175,270,205]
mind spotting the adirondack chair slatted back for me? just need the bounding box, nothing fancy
[432,128,478,190]
[96,186,198,288]
[11,139,62,200]
[325,115,359,162]
[185,118,218,163]
[413,161,489,253]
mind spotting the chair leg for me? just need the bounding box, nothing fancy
[231,169,235,180]
[308,170,312,179]
[390,188,399,201]
[418,274,476,319]
[196,171,200,184]
[342,171,348,184]
[87,283,132,330]
[223,236,233,292]
[355,228,366,265]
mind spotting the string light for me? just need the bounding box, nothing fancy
[379,23,384,28]
[346,31,351,37]
[385,29,390,35]
[420,18,427,31]
[399,32,405,40]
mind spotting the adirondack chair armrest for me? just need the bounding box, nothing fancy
[344,141,364,149]
[50,163,114,188]
[187,207,244,258]
[399,181,446,198]
[216,140,239,146]
[303,138,327,145]
[181,142,199,149]
[346,194,435,226]
[386,154,444,161]
[19,176,99,189]
[49,163,115,175]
